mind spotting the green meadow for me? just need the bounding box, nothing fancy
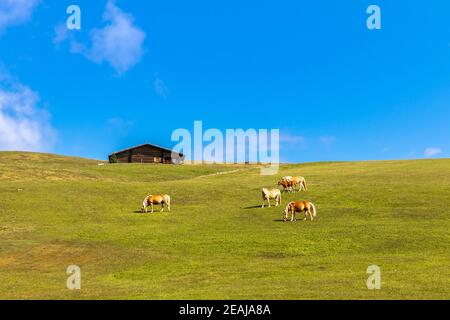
[0,152,449,299]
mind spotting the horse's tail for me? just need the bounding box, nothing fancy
[302,179,307,191]
[309,202,317,217]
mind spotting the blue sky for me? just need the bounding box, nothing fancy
[0,0,449,162]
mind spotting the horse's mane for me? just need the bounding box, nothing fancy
[286,201,294,209]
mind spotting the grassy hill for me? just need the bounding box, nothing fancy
[0,151,449,299]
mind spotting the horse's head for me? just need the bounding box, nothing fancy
[141,195,151,213]
[141,200,147,213]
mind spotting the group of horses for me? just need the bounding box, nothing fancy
[140,175,316,223]
[261,176,317,222]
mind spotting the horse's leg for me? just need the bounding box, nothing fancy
[150,203,154,213]
[160,202,164,212]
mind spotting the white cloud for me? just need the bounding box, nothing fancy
[0,76,55,152]
[53,23,69,45]
[424,147,442,158]
[54,1,145,74]
[0,0,39,34]
[69,1,145,74]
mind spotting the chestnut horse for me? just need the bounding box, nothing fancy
[261,188,281,208]
[278,179,295,193]
[278,176,307,193]
[283,201,316,222]
[141,194,171,213]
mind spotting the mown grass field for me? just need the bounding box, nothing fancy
[0,152,449,299]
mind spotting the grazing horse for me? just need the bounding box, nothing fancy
[283,201,316,222]
[261,188,281,208]
[278,176,307,192]
[292,176,307,191]
[141,194,171,213]
[278,179,295,193]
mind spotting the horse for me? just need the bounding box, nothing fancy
[261,188,281,208]
[141,194,171,213]
[278,176,307,192]
[283,201,316,222]
[292,176,307,191]
[278,179,295,193]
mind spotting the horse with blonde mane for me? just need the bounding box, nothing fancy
[141,194,171,213]
[292,176,307,191]
[278,176,307,193]
[278,179,295,193]
[261,188,281,208]
[283,201,316,222]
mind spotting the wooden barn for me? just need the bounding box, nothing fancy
[108,144,184,164]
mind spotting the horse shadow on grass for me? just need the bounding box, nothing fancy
[242,205,262,209]
[133,210,166,214]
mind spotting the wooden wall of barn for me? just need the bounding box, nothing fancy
[112,145,180,164]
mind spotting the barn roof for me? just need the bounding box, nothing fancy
[109,143,182,156]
